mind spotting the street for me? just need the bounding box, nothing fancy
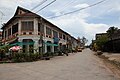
[0,49,119,80]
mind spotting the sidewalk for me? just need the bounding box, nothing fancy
[103,52,120,63]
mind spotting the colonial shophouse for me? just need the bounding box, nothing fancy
[1,6,78,53]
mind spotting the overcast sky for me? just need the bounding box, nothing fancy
[0,0,120,44]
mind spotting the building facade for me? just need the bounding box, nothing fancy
[1,6,78,53]
[104,29,120,52]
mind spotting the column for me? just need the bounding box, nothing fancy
[44,25,46,37]
[11,26,12,36]
[52,29,53,38]
[18,38,23,47]
[34,39,39,53]
[18,20,21,35]
[6,29,8,41]
[18,38,23,53]
[3,30,5,39]
[34,18,38,35]
[52,45,54,52]
[44,41,47,53]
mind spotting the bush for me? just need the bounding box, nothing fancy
[58,51,63,56]
[12,53,26,62]
[12,52,41,62]
[97,51,103,55]
[54,51,59,56]
[68,49,72,53]
[0,49,6,60]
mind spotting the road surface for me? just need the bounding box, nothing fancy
[0,49,119,80]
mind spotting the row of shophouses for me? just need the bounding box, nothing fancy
[1,6,80,53]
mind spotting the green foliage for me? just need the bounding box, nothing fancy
[96,35,108,50]
[81,36,88,46]
[67,48,72,53]
[0,49,5,59]
[43,52,54,57]
[12,52,41,62]
[58,51,63,56]
[0,45,10,53]
[0,45,10,59]
[107,26,118,39]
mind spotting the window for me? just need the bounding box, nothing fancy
[5,31,7,38]
[46,27,52,35]
[12,23,18,34]
[63,34,66,40]
[59,33,62,38]
[29,32,32,35]
[38,23,44,33]
[21,21,34,31]
[53,30,58,38]
[8,28,11,36]
[23,32,26,35]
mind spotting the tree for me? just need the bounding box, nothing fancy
[106,26,118,39]
[95,35,108,50]
[77,37,81,48]
[81,36,88,47]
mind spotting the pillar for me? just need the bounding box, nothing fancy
[34,18,38,35]
[18,20,21,35]
[44,41,47,53]
[33,39,38,53]
[52,45,54,52]
[11,25,12,36]
[44,25,46,37]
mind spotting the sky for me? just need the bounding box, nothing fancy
[0,0,120,45]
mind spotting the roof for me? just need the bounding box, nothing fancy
[1,6,40,29]
[1,6,74,37]
[96,33,107,36]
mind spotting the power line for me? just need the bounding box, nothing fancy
[31,0,47,11]
[48,0,107,19]
[36,0,56,13]
[58,0,77,13]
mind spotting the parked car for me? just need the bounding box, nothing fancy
[77,48,82,52]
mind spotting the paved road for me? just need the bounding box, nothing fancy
[0,49,119,80]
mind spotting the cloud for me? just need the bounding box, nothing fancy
[0,0,120,44]
[74,3,89,9]
[49,9,109,44]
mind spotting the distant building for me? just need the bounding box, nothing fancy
[105,29,120,52]
[94,31,120,52]
[1,6,78,53]
[95,33,107,40]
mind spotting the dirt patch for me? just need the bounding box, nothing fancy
[98,55,120,79]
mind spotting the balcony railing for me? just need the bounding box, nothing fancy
[3,32,18,42]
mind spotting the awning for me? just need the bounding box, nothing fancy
[44,42,58,46]
[9,41,35,46]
